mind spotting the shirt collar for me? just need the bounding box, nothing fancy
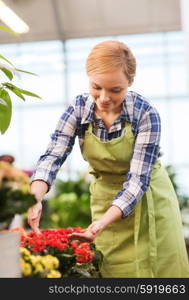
[81,94,95,124]
[120,98,131,122]
[81,92,132,125]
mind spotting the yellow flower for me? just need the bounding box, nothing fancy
[20,249,61,277]
[47,270,61,278]
[20,259,32,277]
[20,247,31,257]
[33,263,44,274]
[41,255,58,271]
[30,255,42,266]
[52,256,59,269]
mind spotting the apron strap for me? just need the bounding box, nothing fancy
[134,188,157,277]
[146,187,157,277]
[134,200,142,277]
[87,123,93,133]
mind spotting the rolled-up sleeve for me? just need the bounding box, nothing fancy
[31,105,77,188]
[111,106,161,217]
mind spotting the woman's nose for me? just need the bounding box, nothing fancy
[99,90,110,102]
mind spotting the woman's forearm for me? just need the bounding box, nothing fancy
[99,205,123,230]
[30,180,49,202]
[69,205,123,242]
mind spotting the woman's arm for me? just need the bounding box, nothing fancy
[31,105,77,188]
[30,180,49,202]
[28,101,79,232]
[69,205,122,242]
[112,104,161,217]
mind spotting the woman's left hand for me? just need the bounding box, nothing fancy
[68,220,105,243]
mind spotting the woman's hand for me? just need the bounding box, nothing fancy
[27,202,42,234]
[68,220,105,243]
[27,180,48,233]
[68,206,122,243]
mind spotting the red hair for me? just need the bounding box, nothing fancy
[86,40,136,84]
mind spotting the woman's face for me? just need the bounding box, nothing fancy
[89,68,131,113]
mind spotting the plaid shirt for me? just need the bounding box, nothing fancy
[32,91,161,217]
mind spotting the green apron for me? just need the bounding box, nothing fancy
[83,122,189,278]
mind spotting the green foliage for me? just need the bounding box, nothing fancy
[0,187,36,225]
[90,243,103,272]
[165,165,178,192]
[0,89,12,134]
[40,178,91,229]
[165,165,189,210]
[65,263,101,278]
[63,244,103,278]
[0,26,41,134]
[55,178,90,197]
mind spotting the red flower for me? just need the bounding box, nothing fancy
[73,242,95,263]
[20,227,95,265]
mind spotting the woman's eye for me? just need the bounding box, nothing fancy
[93,86,101,90]
[111,90,121,93]
[92,86,122,93]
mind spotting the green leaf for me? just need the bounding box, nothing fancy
[8,87,26,101]
[0,55,15,67]
[16,68,38,76]
[2,82,20,89]
[2,83,25,101]
[17,88,41,99]
[0,25,18,36]
[2,83,41,99]
[0,97,7,106]
[0,98,8,112]
[0,89,12,134]
[0,67,13,80]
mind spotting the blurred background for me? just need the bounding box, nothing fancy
[0,0,189,242]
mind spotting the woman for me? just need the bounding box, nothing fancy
[28,40,189,278]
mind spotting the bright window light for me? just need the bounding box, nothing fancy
[0,0,29,34]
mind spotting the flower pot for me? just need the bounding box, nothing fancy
[0,232,21,278]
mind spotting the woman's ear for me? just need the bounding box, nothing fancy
[128,80,133,87]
